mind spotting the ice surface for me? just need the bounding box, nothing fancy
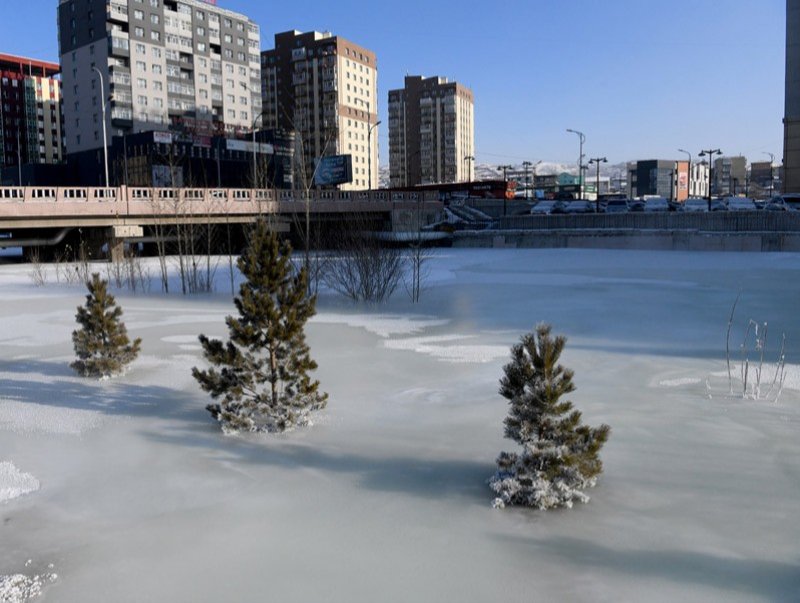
[1,249,799,602]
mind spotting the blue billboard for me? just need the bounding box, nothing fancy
[314,155,353,186]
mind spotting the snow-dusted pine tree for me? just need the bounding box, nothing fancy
[489,323,610,510]
[192,220,328,433]
[71,273,141,378]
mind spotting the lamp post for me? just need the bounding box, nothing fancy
[368,120,381,190]
[763,151,775,198]
[92,66,109,187]
[522,160,532,200]
[464,154,474,183]
[588,157,607,212]
[251,111,266,188]
[678,148,692,198]
[566,128,585,200]
[498,164,512,216]
[698,148,722,211]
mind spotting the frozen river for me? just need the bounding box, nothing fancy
[1,249,799,602]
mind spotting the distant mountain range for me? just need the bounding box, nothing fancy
[378,161,628,188]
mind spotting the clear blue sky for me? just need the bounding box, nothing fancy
[0,0,787,167]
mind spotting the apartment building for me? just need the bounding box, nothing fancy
[261,30,378,190]
[786,0,800,192]
[712,156,747,196]
[688,161,710,198]
[388,75,474,187]
[57,0,261,161]
[0,53,65,173]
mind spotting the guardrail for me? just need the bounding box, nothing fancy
[498,211,800,232]
[0,186,439,205]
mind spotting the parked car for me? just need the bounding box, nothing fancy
[530,200,559,215]
[628,200,645,212]
[563,200,596,214]
[603,199,629,214]
[770,193,800,211]
[724,197,757,211]
[764,198,787,211]
[550,200,569,214]
[682,197,709,212]
[710,198,727,212]
[643,197,670,212]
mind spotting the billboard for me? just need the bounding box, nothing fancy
[314,154,353,186]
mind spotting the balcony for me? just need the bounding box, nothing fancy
[108,2,128,22]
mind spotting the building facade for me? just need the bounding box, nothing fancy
[627,160,679,200]
[785,0,800,192]
[0,54,65,176]
[689,161,710,198]
[261,30,378,191]
[712,156,747,196]
[57,0,261,167]
[388,75,474,188]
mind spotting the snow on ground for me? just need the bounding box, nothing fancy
[0,462,39,503]
[1,249,800,602]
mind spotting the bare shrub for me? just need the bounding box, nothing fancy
[324,214,404,303]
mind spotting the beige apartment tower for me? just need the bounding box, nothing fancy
[786,0,800,192]
[261,30,378,190]
[57,0,261,157]
[388,75,474,188]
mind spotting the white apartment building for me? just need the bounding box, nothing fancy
[261,30,378,190]
[57,0,261,156]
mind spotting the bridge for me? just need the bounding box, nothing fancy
[0,186,443,258]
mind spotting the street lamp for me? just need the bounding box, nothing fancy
[566,129,585,200]
[522,160,532,200]
[92,66,109,188]
[588,157,607,212]
[678,148,692,198]
[763,151,775,198]
[532,159,543,201]
[698,148,722,211]
[251,111,267,188]
[464,154,474,183]
[368,120,381,190]
[498,164,513,216]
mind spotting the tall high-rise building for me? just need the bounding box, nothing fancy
[0,53,65,172]
[388,75,474,188]
[57,0,261,160]
[785,0,800,192]
[261,30,378,190]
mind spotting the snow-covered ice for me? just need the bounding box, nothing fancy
[0,462,39,503]
[1,248,799,602]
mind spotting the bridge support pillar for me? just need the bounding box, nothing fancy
[106,225,143,262]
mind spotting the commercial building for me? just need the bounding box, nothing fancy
[388,75,474,188]
[0,53,65,180]
[712,156,747,196]
[261,30,378,190]
[785,0,800,192]
[627,160,688,200]
[57,0,262,177]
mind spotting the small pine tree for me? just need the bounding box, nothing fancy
[489,323,610,510]
[192,220,327,434]
[71,273,141,378]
